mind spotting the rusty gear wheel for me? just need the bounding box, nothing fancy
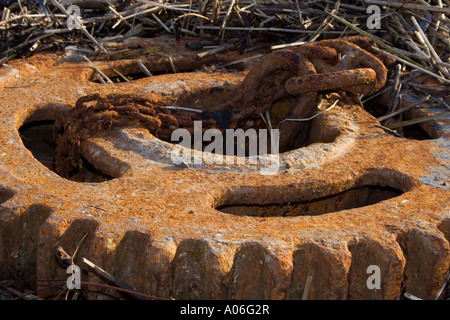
[0,37,449,300]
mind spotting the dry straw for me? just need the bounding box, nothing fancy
[0,0,449,131]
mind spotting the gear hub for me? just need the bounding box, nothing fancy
[0,37,449,300]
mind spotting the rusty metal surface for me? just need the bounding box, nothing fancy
[0,36,449,300]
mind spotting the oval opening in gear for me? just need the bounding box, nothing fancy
[216,185,404,217]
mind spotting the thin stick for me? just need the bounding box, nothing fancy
[137,60,153,77]
[294,0,303,25]
[361,86,392,104]
[411,16,449,76]
[79,281,168,300]
[310,5,340,43]
[82,257,147,300]
[435,97,450,111]
[260,112,270,130]
[117,6,161,22]
[374,124,405,138]
[219,0,236,42]
[371,46,450,85]
[377,95,431,122]
[278,100,339,128]
[108,1,131,29]
[82,55,114,84]
[152,13,171,33]
[265,110,273,131]
[364,0,450,14]
[197,25,368,35]
[385,112,450,130]
[96,74,106,84]
[4,287,44,300]
[175,13,213,23]
[1,7,10,21]
[404,292,423,300]
[405,40,432,60]
[108,64,130,82]
[388,64,403,113]
[72,232,89,263]
[49,0,108,54]
[221,54,263,67]
[197,45,229,59]
[326,11,419,66]
[154,52,179,73]
[0,13,67,26]
[302,275,313,300]
[435,271,450,300]
[164,106,203,114]
[271,42,306,50]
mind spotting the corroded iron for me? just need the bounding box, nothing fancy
[0,36,448,300]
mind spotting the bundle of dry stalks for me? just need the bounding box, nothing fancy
[0,0,449,132]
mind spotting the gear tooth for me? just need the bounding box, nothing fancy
[262,244,293,300]
[66,230,178,300]
[229,242,292,300]
[170,239,237,300]
[144,237,177,299]
[347,236,405,300]
[229,242,266,299]
[108,231,177,300]
[171,239,233,299]
[111,231,152,297]
[202,240,236,299]
[397,227,450,300]
[36,216,98,297]
[0,204,53,286]
[36,215,72,297]
[0,187,17,277]
[171,239,207,300]
[83,228,122,299]
[55,218,99,256]
[290,241,351,300]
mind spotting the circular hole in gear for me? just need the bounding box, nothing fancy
[163,87,341,156]
[215,170,413,217]
[19,117,115,183]
[217,185,404,217]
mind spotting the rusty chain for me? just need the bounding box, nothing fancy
[207,36,388,151]
[53,36,388,180]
